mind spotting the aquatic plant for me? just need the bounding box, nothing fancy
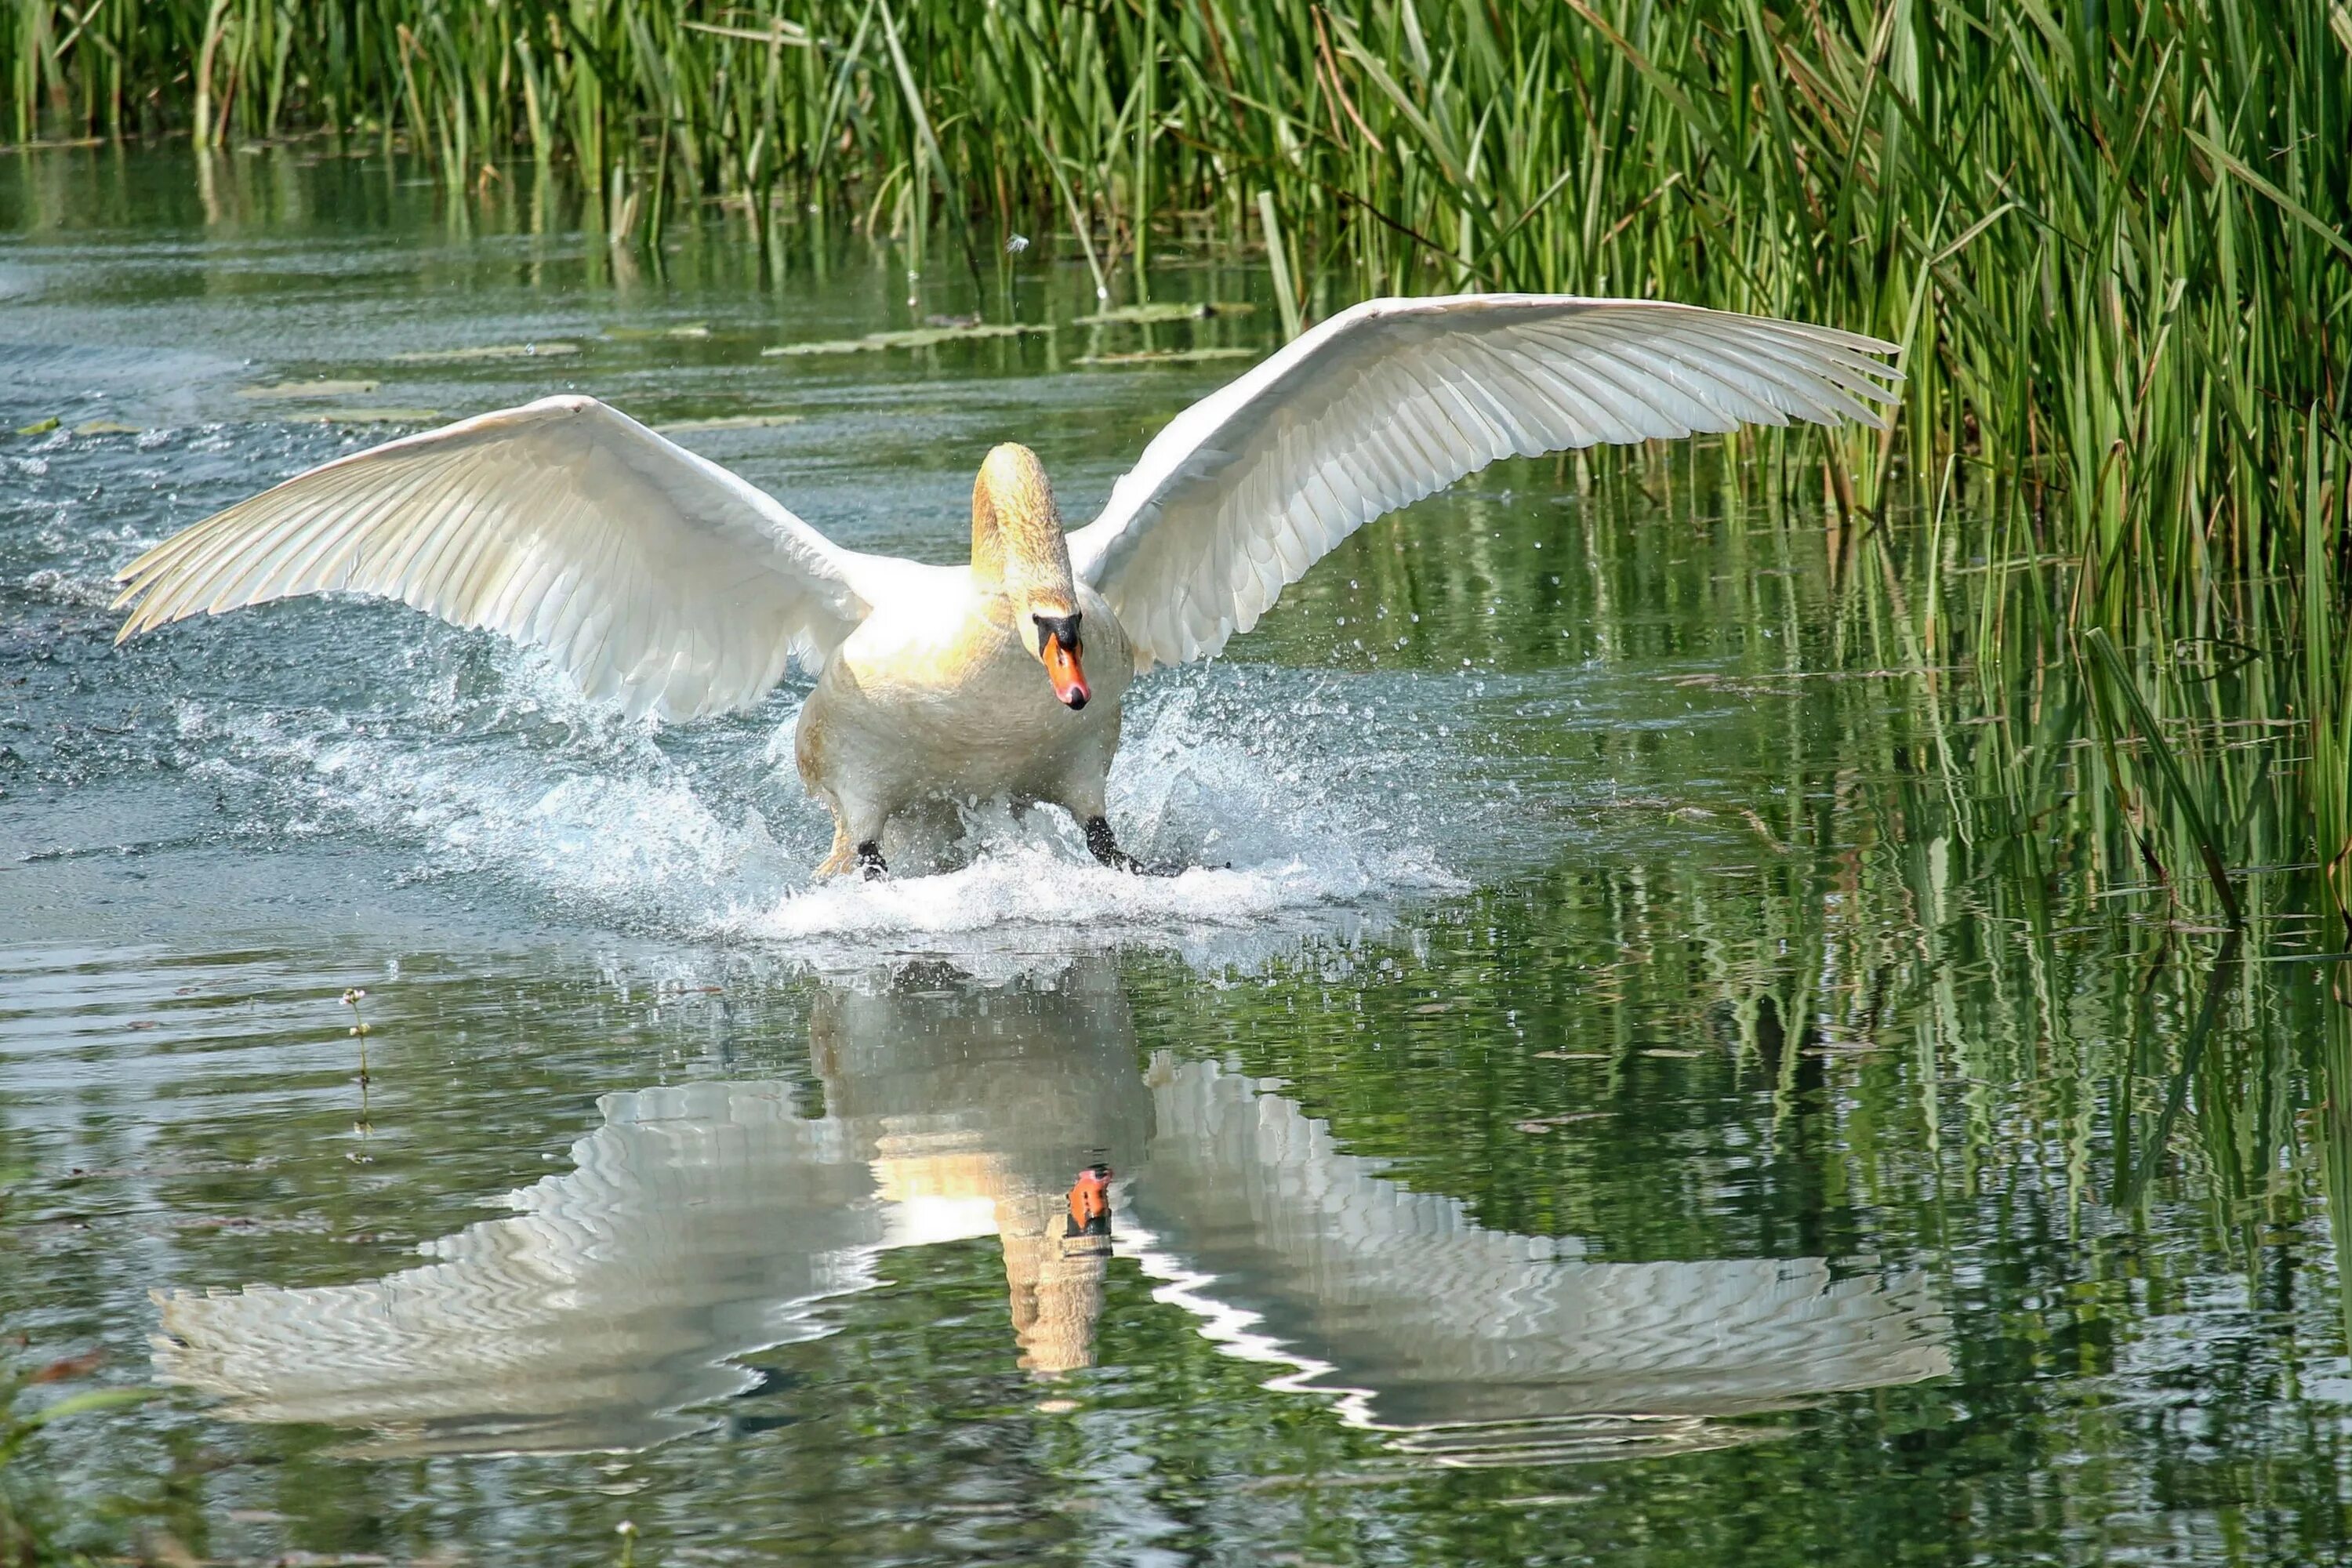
[0,1352,153,1565]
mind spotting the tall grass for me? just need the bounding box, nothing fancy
[3,0,2349,902]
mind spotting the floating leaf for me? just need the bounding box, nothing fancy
[238,379,381,401]
[1075,347,1259,367]
[13,416,57,434]
[27,1350,104,1385]
[71,419,141,436]
[389,342,579,364]
[602,324,712,341]
[286,408,443,425]
[654,413,805,433]
[762,324,1050,357]
[1074,301,1254,325]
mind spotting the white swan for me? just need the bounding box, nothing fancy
[113,294,1899,875]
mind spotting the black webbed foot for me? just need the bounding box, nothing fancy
[1084,817,1188,876]
[1083,816,1138,872]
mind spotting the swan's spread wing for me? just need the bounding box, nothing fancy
[1067,295,1901,670]
[114,395,878,720]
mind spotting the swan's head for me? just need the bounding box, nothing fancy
[1031,609,1090,710]
[974,444,1090,711]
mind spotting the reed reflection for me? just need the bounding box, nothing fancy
[152,961,1948,1460]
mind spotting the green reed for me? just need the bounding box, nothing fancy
[1,1348,154,1563]
[3,0,2348,904]
[1108,442,2343,1346]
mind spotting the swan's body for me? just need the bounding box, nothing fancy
[113,294,1900,875]
[796,543,1133,873]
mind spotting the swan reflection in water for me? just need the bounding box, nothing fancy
[153,962,1950,1462]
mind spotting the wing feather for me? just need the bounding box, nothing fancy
[1624,322,1833,421]
[114,396,881,721]
[1069,295,1900,670]
[1590,333,1742,427]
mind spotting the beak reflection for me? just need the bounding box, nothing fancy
[1066,1163,1114,1243]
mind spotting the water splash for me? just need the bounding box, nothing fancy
[159,642,1476,968]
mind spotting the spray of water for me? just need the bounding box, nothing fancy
[164,638,1476,969]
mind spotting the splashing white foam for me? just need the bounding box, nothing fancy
[718,673,1465,964]
[171,641,806,927]
[169,644,1474,967]
[732,848,1305,935]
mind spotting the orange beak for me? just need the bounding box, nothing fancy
[1044,632,1090,710]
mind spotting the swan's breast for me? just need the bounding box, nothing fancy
[798,571,1131,800]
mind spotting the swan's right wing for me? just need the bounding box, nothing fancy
[1067,296,1901,670]
[114,395,881,721]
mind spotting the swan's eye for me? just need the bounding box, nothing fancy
[1033,612,1082,654]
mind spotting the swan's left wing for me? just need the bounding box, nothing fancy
[1067,295,1901,670]
[113,396,887,721]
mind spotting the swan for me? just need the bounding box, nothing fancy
[112,293,1899,876]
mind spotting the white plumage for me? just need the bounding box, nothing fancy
[1067,295,1900,668]
[114,295,1899,872]
[113,396,887,721]
[150,978,1945,1458]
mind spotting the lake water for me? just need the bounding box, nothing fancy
[3,148,2349,1566]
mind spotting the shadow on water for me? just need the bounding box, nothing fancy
[2,145,2351,1566]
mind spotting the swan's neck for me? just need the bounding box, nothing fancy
[971,443,1076,613]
